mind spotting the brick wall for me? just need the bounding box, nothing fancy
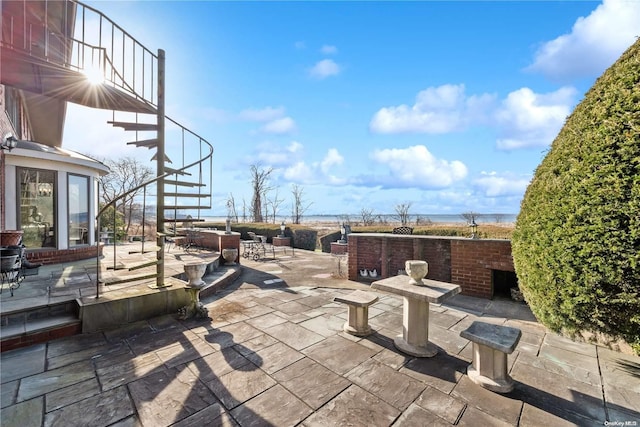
[197,230,241,264]
[26,244,103,265]
[348,234,513,299]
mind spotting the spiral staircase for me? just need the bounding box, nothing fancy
[1,0,216,345]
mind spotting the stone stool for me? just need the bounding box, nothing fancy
[333,290,378,336]
[460,321,522,393]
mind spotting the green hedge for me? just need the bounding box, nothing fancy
[291,229,319,251]
[320,231,343,252]
[199,222,318,251]
[512,40,640,353]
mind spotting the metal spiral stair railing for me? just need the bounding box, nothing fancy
[96,119,214,296]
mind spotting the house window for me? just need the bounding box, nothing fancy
[68,174,90,246]
[18,168,56,248]
[5,87,22,137]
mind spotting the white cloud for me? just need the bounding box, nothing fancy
[288,141,303,153]
[261,117,296,134]
[369,145,468,189]
[320,45,338,55]
[309,59,341,79]
[252,141,303,167]
[369,84,495,134]
[237,106,296,135]
[526,0,640,80]
[284,161,314,182]
[255,150,291,166]
[320,148,344,173]
[473,171,531,197]
[370,83,576,150]
[281,148,346,185]
[494,86,576,150]
[239,106,286,122]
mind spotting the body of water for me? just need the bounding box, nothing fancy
[202,213,517,225]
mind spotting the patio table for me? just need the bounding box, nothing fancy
[371,275,461,357]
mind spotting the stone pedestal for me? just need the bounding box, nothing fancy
[178,263,209,320]
[394,296,438,357]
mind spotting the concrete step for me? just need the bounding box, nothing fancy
[1,301,81,352]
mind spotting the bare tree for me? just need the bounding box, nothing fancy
[262,189,269,221]
[249,164,273,222]
[337,214,352,226]
[394,202,412,226]
[98,156,154,236]
[291,184,312,224]
[415,215,432,226]
[241,198,248,223]
[360,208,376,226]
[226,193,238,222]
[461,211,480,223]
[267,188,285,223]
[493,213,506,223]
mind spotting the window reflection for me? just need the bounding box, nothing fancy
[18,168,56,248]
[69,174,89,246]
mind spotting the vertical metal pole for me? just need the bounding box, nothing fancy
[96,180,100,298]
[112,203,117,270]
[156,49,165,288]
[141,186,146,253]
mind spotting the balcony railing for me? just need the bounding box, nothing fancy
[1,0,158,107]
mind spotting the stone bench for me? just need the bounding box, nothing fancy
[333,290,378,336]
[460,321,522,393]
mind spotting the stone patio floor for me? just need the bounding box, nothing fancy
[1,249,639,426]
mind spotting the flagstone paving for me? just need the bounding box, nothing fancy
[1,250,640,426]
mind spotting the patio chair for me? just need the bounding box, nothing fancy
[184,229,203,252]
[392,226,414,235]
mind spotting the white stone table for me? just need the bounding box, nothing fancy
[371,275,461,357]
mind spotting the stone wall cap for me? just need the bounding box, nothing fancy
[349,233,510,242]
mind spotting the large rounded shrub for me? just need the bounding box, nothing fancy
[512,39,640,353]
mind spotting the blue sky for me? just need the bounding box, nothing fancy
[64,0,640,218]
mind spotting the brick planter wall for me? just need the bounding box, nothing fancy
[273,237,291,247]
[348,234,513,299]
[198,230,241,265]
[330,242,348,255]
[25,244,104,265]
